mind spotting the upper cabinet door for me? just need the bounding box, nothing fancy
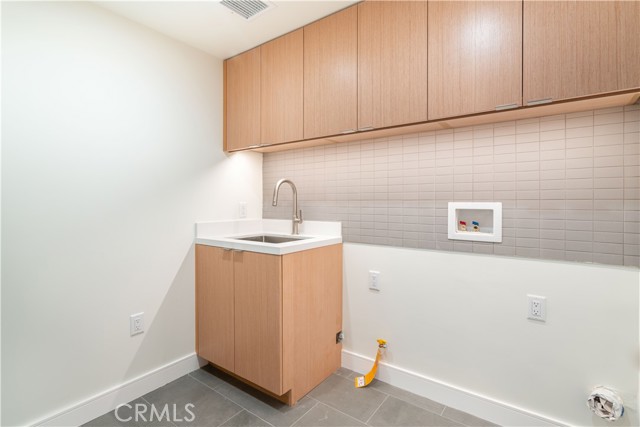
[304,7,358,139]
[523,0,576,103]
[428,1,522,120]
[225,47,261,151]
[261,29,304,146]
[524,1,640,104]
[358,1,428,130]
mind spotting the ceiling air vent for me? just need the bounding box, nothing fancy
[220,0,275,21]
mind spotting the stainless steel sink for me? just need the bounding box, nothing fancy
[233,234,310,244]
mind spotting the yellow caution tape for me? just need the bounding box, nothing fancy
[354,339,387,388]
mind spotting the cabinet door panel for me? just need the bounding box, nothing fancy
[524,1,640,103]
[576,1,640,95]
[226,47,260,151]
[358,1,428,129]
[283,244,343,401]
[196,245,234,372]
[234,251,283,394]
[304,7,358,139]
[428,1,522,120]
[261,29,304,146]
[523,0,577,103]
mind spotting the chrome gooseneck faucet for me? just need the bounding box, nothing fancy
[272,178,303,235]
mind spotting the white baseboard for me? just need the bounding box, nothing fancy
[33,353,205,427]
[342,349,568,427]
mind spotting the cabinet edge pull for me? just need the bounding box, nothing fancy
[526,98,553,106]
[340,129,356,134]
[495,103,519,111]
[358,126,375,131]
[232,249,244,253]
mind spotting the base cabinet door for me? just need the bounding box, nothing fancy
[233,251,283,395]
[196,244,342,403]
[195,245,234,372]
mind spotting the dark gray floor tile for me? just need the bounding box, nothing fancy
[368,380,445,416]
[334,368,357,380]
[189,365,226,390]
[368,397,462,427]
[308,374,387,422]
[83,411,125,427]
[293,403,365,427]
[441,407,497,427]
[215,381,316,427]
[83,398,174,427]
[118,399,176,427]
[221,410,273,427]
[143,375,241,426]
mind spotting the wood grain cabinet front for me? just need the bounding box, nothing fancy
[524,0,640,105]
[358,1,429,130]
[303,6,358,139]
[225,47,261,151]
[260,29,304,146]
[428,0,523,120]
[195,244,343,405]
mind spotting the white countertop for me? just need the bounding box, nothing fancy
[195,219,342,255]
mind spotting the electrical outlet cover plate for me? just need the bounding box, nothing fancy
[130,312,144,336]
[527,295,546,322]
[369,270,380,291]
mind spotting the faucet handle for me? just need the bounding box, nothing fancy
[298,209,303,224]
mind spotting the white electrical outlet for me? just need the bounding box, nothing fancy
[527,295,546,321]
[369,270,380,291]
[239,202,247,219]
[130,312,144,336]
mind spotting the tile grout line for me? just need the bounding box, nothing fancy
[288,401,319,427]
[241,408,276,427]
[187,373,273,427]
[364,394,388,425]
[188,372,224,392]
[140,396,179,427]
[334,373,448,420]
[305,395,369,426]
[214,407,244,427]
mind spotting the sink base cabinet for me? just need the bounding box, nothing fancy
[195,244,343,405]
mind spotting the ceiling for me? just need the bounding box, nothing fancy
[96,1,358,59]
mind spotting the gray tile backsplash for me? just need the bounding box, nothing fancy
[263,105,640,267]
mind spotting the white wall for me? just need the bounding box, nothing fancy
[342,243,639,426]
[1,2,262,425]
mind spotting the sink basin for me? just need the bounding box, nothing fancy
[233,234,310,244]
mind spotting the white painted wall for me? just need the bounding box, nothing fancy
[1,2,261,425]
[342,243,639,426]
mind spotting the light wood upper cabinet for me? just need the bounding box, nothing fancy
[428,1,522,120]
[524,1,640,104]
[523,1,576,103]
[195,245,234,372]
[304,7,358,139]
[261,30,304,146]
[358,1,428,129]
[225,47,260,151]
